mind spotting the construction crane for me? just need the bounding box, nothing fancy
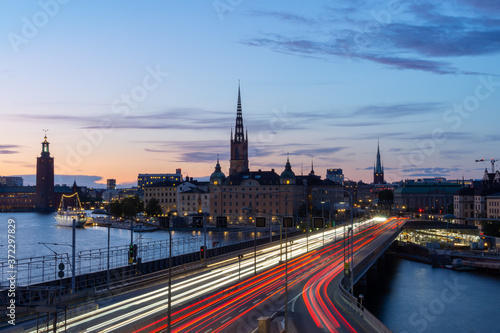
[475,158,499,173]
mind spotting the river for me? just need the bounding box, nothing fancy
[362,256,500,332]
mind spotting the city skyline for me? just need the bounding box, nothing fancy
[1,1,499,187]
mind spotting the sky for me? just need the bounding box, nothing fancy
[1,0,499,188]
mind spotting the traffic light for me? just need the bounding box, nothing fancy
[256,217,266,228]
[129,244,134,263]
[200,245,206,260]
[58,262,65,278]
[133,244,138,260]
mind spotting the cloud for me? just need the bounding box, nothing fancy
[241,1,500,75]
[248,10,317,25]
[0,145,22,154]
[14,174,106,187]
[354,102,444,118]
[398,167,461,177]
[290,146,346,157]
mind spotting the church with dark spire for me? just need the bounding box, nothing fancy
[229,84,249,176]
[373,140,385,184]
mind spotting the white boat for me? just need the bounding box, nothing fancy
[54,193,88,228]
[54,209,88,227]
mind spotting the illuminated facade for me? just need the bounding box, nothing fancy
[137,170,182,197]
[143,181,179,215]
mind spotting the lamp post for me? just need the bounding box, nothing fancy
[167,228,172,333]
[284,193,289,333]
[71,218,76,294]
[321,200,326,245]
[340,178,355,296]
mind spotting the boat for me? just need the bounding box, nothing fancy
[54,193,88,228]
[133,224,157,232]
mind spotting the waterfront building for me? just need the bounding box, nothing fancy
[36,135,55,211]
[208,85,349,226]
[143,181,179,215]
[178,178,210,217]
[137,170,183,197]
[0,176,23,187]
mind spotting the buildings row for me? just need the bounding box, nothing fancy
[142,85,387,225]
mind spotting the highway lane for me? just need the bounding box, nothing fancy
[19,218,387,332]
[134,218,398,333]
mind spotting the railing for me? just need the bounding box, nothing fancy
[339,276,392,333]
[0,229,277,287]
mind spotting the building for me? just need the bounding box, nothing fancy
[0,135,72,212]
[137,170,183,197]
[394,182,461,213]
[178,180,210,218]
[487,193,500,219]
[207,86,351,226]
[454,187,475,219]
[326,169,343,183]
[36,134,55,211]
[143,181,179,215]
[107,179,116,190]
[0,176,23,187]
[373,141,385,184]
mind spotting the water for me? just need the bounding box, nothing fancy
[362,256,500,333]
[0,212,269,286]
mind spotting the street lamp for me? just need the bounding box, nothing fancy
[321,201,326,245]
[167,228,172,333]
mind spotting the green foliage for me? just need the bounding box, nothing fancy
[109,200,122,216]
[109,195,143,218]
[145,198,163,217]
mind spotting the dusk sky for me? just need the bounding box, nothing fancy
[1,0,499,188]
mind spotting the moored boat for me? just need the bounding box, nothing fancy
[54,193,88,228]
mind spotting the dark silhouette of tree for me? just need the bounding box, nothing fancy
[145,198,163,217]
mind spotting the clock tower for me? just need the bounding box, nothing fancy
[229,84,249,176]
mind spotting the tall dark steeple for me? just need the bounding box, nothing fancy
[373,140,385,184]
[229,83,249,176]
[36,132,55,211]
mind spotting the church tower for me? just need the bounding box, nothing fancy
[373,140,385,184]
[229,84,249,176]
[36,133,55,211]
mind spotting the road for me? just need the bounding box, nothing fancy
[16,217,402,333]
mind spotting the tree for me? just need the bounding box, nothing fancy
[121,196,140,219]
[110,199,122,217]
[145,198,163,217]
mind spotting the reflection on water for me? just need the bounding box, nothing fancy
[361,256,500,332]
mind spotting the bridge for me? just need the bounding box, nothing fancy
[1,217,443,332]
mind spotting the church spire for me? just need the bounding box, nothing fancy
[375,139,383,173]
[374,139,385,184]
[229,82,249,176]
[234,82,244,143]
